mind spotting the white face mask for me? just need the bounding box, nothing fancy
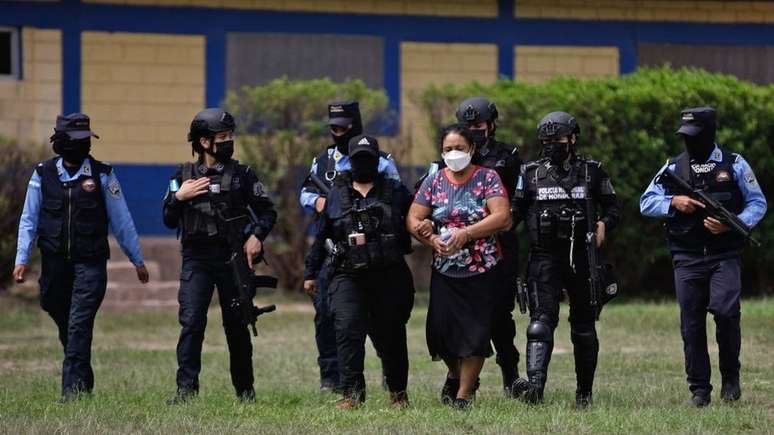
[442,149,472,172]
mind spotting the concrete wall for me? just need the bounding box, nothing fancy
[0,28,61,146]
[514,45,620,83]
[400,42,498,164]
[80,32,205,163]
[515,0,774,23]
[83,0,498,17]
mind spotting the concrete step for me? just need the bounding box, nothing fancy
[103,280,180,309]
[106,260,162,284]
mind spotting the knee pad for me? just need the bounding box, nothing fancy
[570,322,598,346]
[527,318,553,343]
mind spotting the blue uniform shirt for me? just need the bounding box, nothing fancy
[15,157,145,266]
[640,145,767,228]
[298,147,401,211]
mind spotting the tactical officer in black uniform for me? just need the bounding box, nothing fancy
[303,135,415,409]
[163,108,277,404]
[299,101,399,392]
[512,112,620,409]
[415,97,523,396]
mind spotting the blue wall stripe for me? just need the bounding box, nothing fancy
[4,1,774,119]
[112,164,177,236]
[205,29,226,108]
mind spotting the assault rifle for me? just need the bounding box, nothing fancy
[657,169,760,247]
[216,209,277,337]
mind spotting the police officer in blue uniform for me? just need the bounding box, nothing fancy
[163,108,277,404]
[303,135,414,409]
[13,113,148,402]
[512,112,620,409]
[414,97,524,397]
[640,107,767,407]
[299,101,400,392]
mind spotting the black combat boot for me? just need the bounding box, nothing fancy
[166,386,197,405]
[721,377,741,402]
[523,319,554,405]
[575,391,593,410]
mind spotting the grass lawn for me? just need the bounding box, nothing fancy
[0,294,772,434]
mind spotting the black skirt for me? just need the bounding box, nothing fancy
[426,265,500,360]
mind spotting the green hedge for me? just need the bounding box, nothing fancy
[0,136,48,289]
[224,77,391,290]
[419,67,772,295]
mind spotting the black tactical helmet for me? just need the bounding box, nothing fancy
[537,111,580,141]
[188,108,236,153]
[455,97,499,125]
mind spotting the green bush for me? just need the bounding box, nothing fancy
[224,77,391,290]
[0,136,48,289]
[419,67,772,295]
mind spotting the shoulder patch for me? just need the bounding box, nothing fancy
[107,177,122,198]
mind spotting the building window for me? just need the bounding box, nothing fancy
[0,27,20,79]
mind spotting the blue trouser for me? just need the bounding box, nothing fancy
[38,254,107,396]
[673,252,742,396]
[313,263,340,387]
[175,256,253,395]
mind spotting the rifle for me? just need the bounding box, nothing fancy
[584,166,602,320]
[306,171,331,196]
[657,169,760,247]
[216,209,277,337]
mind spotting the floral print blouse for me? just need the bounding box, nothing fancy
[415,166,506,278]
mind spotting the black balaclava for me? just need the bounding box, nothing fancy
[205,138,234,162]
[543,140,571,165]
[684,129,715,162]
[469,128,488,148]
[332,117,363,155]
[350,153,379,183]
[53,134,90,166]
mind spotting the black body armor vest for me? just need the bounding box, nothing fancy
[179,160,248,244]
[328,174,407,271]
[36,157,110,261]
[526,159,594,248]
[665,148,745,254]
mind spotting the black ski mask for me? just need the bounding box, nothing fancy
[205,139,234,162]
[350,154,379,183]
[333,130,356,155]
[684,130,715,162]
[543,141,571,164]
[53,136,91,166]
[468,128,488,148]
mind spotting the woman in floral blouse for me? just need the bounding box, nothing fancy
[407,124,512,409]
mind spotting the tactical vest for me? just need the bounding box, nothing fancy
[328,174,406,271]
[35,157,110,261]
[665,149,745,254]
[179,160,248,243]
[526,159,594,247]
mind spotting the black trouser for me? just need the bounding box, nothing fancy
[491,232,520,385]
[526,249,598,396]
[39,254,107,396]
[175,256,253,395]
[328,261,414,400]
[313,262,340,387]
[672,252,742,397]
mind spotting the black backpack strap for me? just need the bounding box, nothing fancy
[182,162,195,182]
[220,160,235,192]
